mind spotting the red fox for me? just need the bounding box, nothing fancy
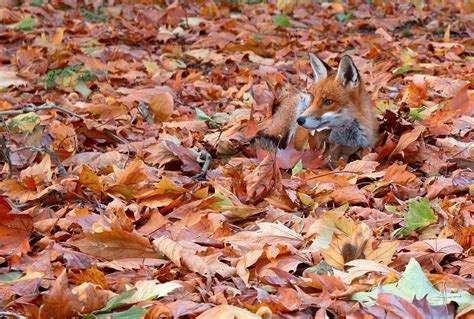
[254,54,378,166]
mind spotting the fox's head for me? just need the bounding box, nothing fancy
[297,54,364,130]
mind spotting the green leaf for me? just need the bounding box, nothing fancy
[31,0,45,6]
[81,8,108,23]
[274,14,291,27]
[409,107,428,121]
[404,197,437,232]
[128,281,181,303]
[15,15,36,31]
[384,205,402,215]
[212,191,233,207]
[74,81,92,98]
[292,160,305,176]
[0,272,23,282]
[335,12,353,22]
[98,289,137,313]
[351,258,474,311]
[91,306,146,319]
[376,101,397,114]
[143,61,160,74]
[7,113,41,134]
[81,47,102,55]
[111,306,146,319]
[393,64,413,75]
[194,107,219,128]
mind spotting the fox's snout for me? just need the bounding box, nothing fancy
[296,116,306,126]
[297,111,338,130]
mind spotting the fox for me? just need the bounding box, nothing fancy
[254,54,378,166]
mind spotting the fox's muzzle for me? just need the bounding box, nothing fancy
[297,112,338,130]
[297,116,306,126]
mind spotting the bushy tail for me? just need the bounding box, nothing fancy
[251,132,289,151]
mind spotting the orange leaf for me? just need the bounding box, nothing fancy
[40,270,82,319]
[389,125,425,159]
[149,92,174,123]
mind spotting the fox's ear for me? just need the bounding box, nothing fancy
[337,55,359,87]
[309,53,332,83]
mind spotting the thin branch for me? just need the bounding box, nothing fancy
[0,134,13,178]
[103,129,129,144]
[0,311,27,319]
[0,103,84,121]
[192,150,212,180]
[29,145,68,177]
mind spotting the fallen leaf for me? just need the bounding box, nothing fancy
[69,228,156,260]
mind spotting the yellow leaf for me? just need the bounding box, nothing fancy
[79,165,103,194]
[192,186,209,199]
[143,60,159,74]
[154,176,188,194]
[52,28,64,45]
[297,191,314,206]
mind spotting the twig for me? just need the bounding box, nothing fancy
[103,129,129,144]
[29,145,67,177]
[306,170,364,181]
[192,150,212,180]
[0,134,13,178]
[42,145,68,177]
[0,311,27,319]
[0,103,84,121]
[180,0,189,29]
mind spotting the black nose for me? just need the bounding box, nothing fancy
[297,116,305,126]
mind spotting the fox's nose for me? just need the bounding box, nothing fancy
[297,116,306,126]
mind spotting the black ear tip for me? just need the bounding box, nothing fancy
[341,55,354,63]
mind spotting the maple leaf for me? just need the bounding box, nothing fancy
[351,258,474,312]
[0,209,33,256]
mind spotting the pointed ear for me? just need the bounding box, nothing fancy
[309,53,332,83]
[337,55,360,87]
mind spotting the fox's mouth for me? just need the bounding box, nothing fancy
[298,119,330,131]
[297,111,339,131]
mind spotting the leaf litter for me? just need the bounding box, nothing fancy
[0,0,473,318]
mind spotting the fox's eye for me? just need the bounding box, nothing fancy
[323,99,333,105]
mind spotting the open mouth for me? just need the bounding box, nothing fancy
[300,120,330,130]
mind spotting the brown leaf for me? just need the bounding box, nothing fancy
[153,236,209,276]
[69,228,156,260]
[149,92,174,123]
[155,237,235,278]
[79,165,103,194]
[244,154,278,202]
[41,270,82,319]
[389,125,425,159]
[384,162,417,185]
[197,305,263,319]
[0,209,33,256]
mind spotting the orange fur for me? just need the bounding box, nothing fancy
[253,55,378,167]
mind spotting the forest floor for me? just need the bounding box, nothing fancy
[0,1,473,318]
